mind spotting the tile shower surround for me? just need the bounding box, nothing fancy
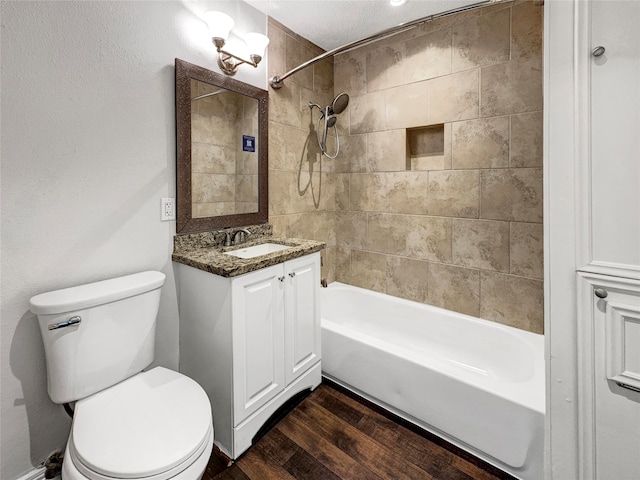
[267,1,544,333]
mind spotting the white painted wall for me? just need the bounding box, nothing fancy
[0,2,267,479]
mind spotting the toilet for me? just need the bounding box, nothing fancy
[30,271,213,480]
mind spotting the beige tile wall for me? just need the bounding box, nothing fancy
[267,1,543,333]
[332,1,544,333]
[267,18,337,282]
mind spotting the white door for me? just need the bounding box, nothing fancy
[547,2,640,478]
[284,253,321,385]
[586,3,640,478]
[232,264,285,424]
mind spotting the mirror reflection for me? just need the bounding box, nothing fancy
[190,80,259,218]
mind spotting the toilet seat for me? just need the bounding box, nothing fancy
[68,367,212,480]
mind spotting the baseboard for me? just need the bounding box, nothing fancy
[13,465,61,480]
[13,466,46,480]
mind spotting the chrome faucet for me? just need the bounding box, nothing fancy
[232,228,251,245]
[218,230,233,247]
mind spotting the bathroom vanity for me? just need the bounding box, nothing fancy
[173,233,324,459]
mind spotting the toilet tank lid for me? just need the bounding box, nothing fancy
[29,271,166,315]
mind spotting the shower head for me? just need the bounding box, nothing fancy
[309,92,350,158]
[330,92,349,115]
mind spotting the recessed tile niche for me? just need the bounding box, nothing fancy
[406,124,445,171]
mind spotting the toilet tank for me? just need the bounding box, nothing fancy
[30,271,166,404]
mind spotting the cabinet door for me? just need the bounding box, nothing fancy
[284,253,321,385]
[232,264,285,424]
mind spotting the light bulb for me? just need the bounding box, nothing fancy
[243,32,270,58]
[204,11,234,41]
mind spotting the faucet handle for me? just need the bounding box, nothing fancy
[217,230,232,247]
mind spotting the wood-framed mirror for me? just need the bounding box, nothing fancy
[175,58,268,233]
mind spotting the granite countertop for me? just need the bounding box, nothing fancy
[172,236,325,277]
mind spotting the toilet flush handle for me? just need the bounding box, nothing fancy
[48,316,82,330]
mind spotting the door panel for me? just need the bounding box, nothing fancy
[590,0,640,271]
[232,264,285,424]
[581,274,640,479]
[284,254,321,385]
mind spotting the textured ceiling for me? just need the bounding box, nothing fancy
[244,0,485,51]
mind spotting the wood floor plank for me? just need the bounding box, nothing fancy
[450,453,509,480]
[204,383,515,480]
[326,384,509,480]
[394,424,478,479]
[395,422,505,480]
[283,449,342,480]
[295,395,434,480]
[323,384,397,424]
[203,447,233,478]
[310,386,367,427]
[211,465,251,480]
[235,443,297,480]
[395,432,477,480]
[364,417,502,480]
[253,424,300,466]
[276,410,383,480]
[323,385,405,440]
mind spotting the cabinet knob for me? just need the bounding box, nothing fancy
[594,288,608,299]
[278,276,285,282]
[289,272,296,278]
[592,46,606,57]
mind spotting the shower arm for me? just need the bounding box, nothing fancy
[308,102,324,113]
[269,0,500,89]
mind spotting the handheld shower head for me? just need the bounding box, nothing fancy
[331,93,349,115]
[310,92,350,158]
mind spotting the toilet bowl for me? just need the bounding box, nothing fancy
[30,272,213,480]
[61,367,213,480]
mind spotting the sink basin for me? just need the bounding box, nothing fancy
[224,243,292,259]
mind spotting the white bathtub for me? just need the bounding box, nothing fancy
[321,282,545,480]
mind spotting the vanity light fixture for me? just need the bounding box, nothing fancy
[204,11,270,76]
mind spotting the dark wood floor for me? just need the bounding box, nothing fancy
[203,382,514,480]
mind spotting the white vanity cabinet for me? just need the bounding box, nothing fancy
[176,252,321,459]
